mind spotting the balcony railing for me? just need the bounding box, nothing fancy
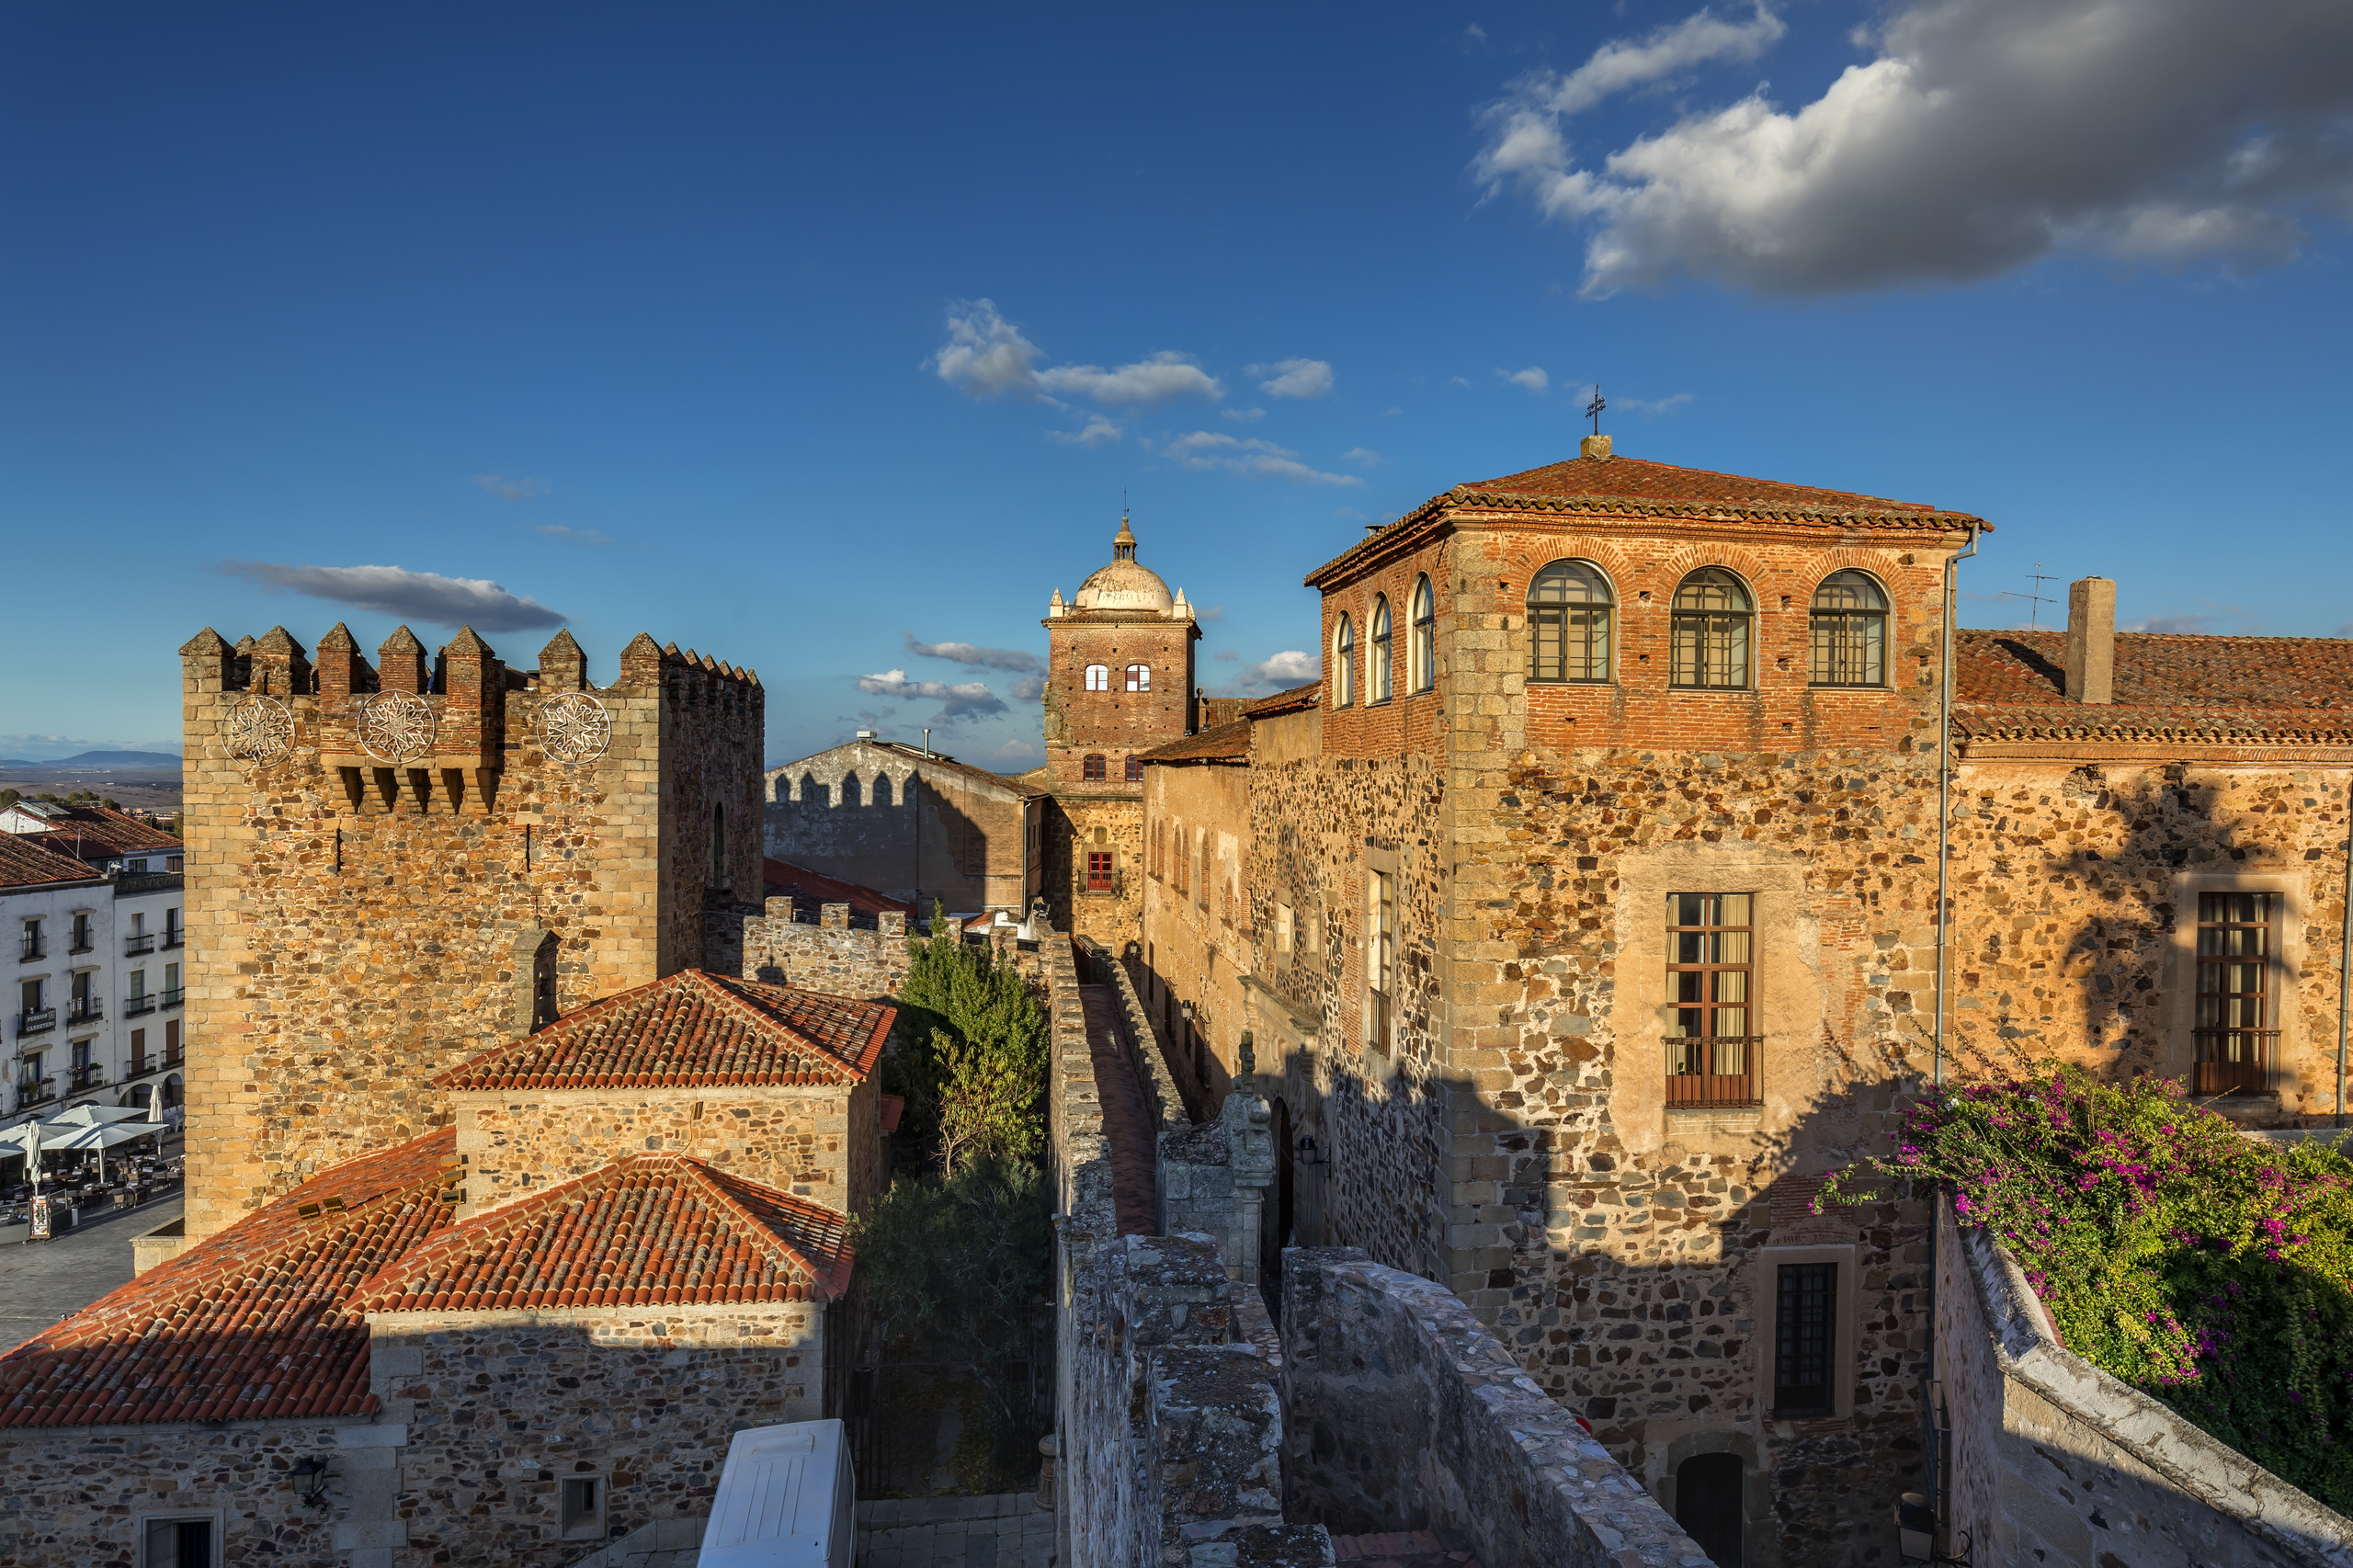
[14,1080,55,1113]
[17,938,41,963]
[163,1048,183,1068]
[68,933,93,955]
[160,988,184,1010]
[125,934,155,956]
[1665,1034,1763,1108]
[69,1064,103,1092]
[66,1000,103,1027]
[2194,1029,2279,1096]
[162,932,184,949]
[128,1054,149,1078]
[125,994,155,1017]
[16,1007,56,1037]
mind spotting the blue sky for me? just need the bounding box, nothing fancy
[6,2,2349,767]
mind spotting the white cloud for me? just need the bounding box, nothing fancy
[1342,448,1381,465]
[856,668,1009,723]
[1195,603,1227,621]
[1216,649,1323,696]
[1499,367,1550,394]
[1213,649,1240,662]
[2123,613,2219,635]
[1462,22,1487,48]
[1381,405,1404,416]
[903,634,1042,674]
[1010,674,1047,702]
[1619,392,1695,415]
[931,300,1222,405]
[1222,406,1267,423]
[534,523,611,544]
[1474,0,2353,296]
[1155,433,1362,486]
[1447,375,1472,390]
[990,737,1041,764]
[214,562,566,631]
[1248,358,1335,399]
[472,474,548,502]
[1047,415,1123,447]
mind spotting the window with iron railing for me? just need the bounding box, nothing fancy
[2196,892,2277,1095]
[69,914,93,954]
[125,933,155,956]
[1665,892,1759,1107]
[1086,851,1115,893]
[1772,1261,1837,1417]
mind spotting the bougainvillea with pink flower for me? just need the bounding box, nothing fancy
[1822,1067,2353,1512]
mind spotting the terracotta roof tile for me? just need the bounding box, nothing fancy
[1956,630,2353,744]
[0,835,106,891]
[437,969,893,1092]
[1241,681,1321,720]
[762,858,913,918]
[19,806,184,861]
[353,1154,853,1313]
[0,1130,455,1428]
[1137,720,1252,765]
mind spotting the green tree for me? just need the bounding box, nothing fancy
[889,906,1047,1171]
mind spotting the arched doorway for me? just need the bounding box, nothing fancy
[1675,1453,1744,1567]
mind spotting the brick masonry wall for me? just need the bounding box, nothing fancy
[178,630,762,1241]
[453,1081,877,1219]
[370,1306,821,1568]
[0,1417,358,1567]
[1040,612,1196,786]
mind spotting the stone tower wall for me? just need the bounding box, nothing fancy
[176,625,763,1241]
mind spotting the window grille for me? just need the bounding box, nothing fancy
[1665,892,1758,1105]
[1669,569,1752,689]
[1773,1261,1836,1416]
[2196,892,2276,1094]
[1528,561,1613,683]
[1809,571,1888,687]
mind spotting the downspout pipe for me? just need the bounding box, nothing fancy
[2337,805,2351,1129]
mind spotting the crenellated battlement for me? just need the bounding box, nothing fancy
[179,623,763,699]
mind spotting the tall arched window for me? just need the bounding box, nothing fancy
[710,802,727,890]
[1125,664,1151,691]
[1083,753,1107,781]
[1528,560,1614,684]
[1334,614,1356,707]
[1370,596,1392,703]
[1085,664,1110,691]
[1670,568,1753,690]
[1410,575,1436,692]
[1809,570,1888,687]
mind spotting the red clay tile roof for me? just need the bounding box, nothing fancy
[1137,720,1252,765]
[763,858,913,919]
[0,1129,455,1428]
[1242,681,1321,720]
[353,1154,853,1313]
[19,805,183,862]
[437,969,893,1091]
[0,834,106,891]
[1305,453,1984,588]
[1956,630,2353,744]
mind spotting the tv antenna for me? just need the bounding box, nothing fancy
[1996,562,2060,628]
[1585,385,1606,435]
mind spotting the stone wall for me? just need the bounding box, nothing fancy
[712,897,913,1000]
[178,628,762,1241]
[1047,790,1147,952]
[1934,1199,2353,1568]
[0,1415,360,1567]
[452,1078,881,1220]
[762,741,1040,914]
[1141,755,1256,1102]
[1280,1248,1708,1568]
[369,1304,824,1568]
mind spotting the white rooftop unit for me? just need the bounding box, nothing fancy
[701,1418,856,1568]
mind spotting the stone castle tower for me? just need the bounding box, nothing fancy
[1038,514,1198,945]
[176,622,762,1241]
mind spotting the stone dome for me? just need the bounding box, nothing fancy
[1071,514,1175,613]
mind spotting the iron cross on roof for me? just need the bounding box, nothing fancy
[1586,386,1606,435]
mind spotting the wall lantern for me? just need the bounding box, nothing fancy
[1178,1001,1195,1025]
[1294,1134,1327,1167]
[1894,1494,1970,1564]
[290,1457,335,1508]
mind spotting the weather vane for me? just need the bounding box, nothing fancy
[1586,385,1606,435]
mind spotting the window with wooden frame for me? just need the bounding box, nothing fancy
[1809,571,1888,687]
[1085,664,1110,691]
[1772,1260,1837,1416]
[1410,575,1437,692]
[1125,754,1143,782]
[1370,596,1392,703]
[1125,664,1151,691]
[1086,851,1115,893]
[1669,569,1752,690]
[2196,892,2277,1094]
[1082,753,1107,781]
[1333,615,1355,707]
[1665,892,1757,1105]
[1528,560,1613,683]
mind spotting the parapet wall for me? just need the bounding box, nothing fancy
[709,897,914,999]
[1279,1248,1707,1568]
[1936,1199,2353,1568]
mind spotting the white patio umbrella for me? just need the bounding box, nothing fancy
[41,1119,166,1183]
[40,1104,148,1131]
[146,1081,165,1125]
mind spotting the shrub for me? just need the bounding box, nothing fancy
[1826,1068,2353,1512]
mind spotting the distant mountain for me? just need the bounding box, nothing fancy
[0,750,181,770]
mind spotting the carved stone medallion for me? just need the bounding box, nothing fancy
[224,696,294,766]
[539,692,613,764]
[357,691,437,764]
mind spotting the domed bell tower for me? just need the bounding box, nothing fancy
[1039,512,1199,943]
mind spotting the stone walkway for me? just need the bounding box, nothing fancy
[1329,1529,1479,1568]
[856,1493,1054,1568]
[1079,983,1157,1236]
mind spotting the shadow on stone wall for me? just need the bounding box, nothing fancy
[764,778,994,910]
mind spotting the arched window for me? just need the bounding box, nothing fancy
[1083,753,1107,781]
[1334,614,1355,707]
[1410,575,1436,692]
[1810,570,1888,687]
[1125,664,1151,692]
[1528,560,1614,683]
[710,802,727,890]
[1670,568,1753,690]
[1085,664,1110,691]
[1125,755,1143,782]
[1198,835,1211,907]
[1370,596,1392,703]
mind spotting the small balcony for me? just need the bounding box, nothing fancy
[160,988,184,1010]
[69,1063,103,1092]
[17,937,41,963]
[2194,1029,2278,1096]
[163,1046,184,1068]
[66,1000,104,1028]
[1665,1033,1763,1108]
[13,1078,55,1114]
[68,933,94,956]
[162,932,184,950]
[16,1007,56,1037]
[124,994,156,1018]
[125,934,155,956]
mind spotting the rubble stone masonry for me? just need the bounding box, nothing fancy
[177,626,764,1241]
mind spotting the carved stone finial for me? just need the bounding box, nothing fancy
[1235,1030,1256,1094]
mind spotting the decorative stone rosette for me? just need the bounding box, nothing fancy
[357,691,438,764]
[539,692,612,764]
[223,696,294,766]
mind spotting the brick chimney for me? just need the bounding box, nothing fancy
[2063,576,2115,705]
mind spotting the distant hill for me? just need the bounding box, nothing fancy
[0,751,181,771]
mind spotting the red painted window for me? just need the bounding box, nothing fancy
[1086,852,1114,892]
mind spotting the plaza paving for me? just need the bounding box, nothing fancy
[0,1191,181,1353]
